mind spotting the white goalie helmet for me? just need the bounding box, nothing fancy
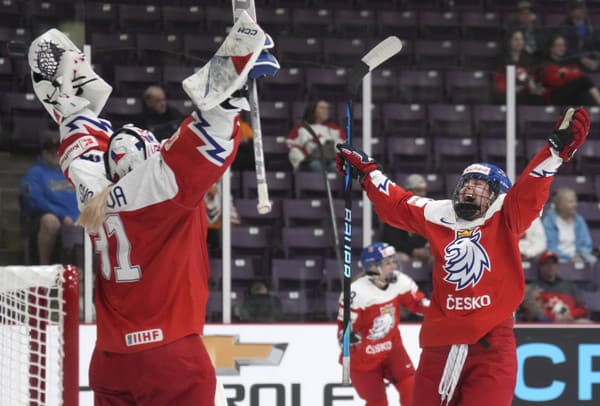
[104,125,161,182]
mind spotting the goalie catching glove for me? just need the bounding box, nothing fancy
[336,143,381,184]
[548,106,590,162]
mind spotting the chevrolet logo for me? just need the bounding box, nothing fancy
[203,335,287,375]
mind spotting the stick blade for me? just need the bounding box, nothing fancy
[362,36,403,72]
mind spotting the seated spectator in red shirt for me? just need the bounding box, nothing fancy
[493,28,545,105]
[539,33,600,105]
[536,250,589,322]
[516,284,552,322]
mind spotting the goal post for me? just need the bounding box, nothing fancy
[0,264,79,406]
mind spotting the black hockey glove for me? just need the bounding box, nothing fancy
[548,106,590,162]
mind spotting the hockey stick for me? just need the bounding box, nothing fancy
[341,36,403,384]
[300,121,343,276]
[232,0,272,214]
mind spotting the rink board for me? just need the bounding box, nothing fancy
[75,324,600,406]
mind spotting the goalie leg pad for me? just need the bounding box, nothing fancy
[182,11,266,111]
[29,28,112,123]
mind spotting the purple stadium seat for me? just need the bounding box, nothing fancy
[242,170,293,199]
[305,67,347,101]
[281,227,333,258]
[414,40,460,69]
[118,4,162,34]
[183,34,224,64]
[369,69,398,103]
[84,3,117,34]
[259,7,292,36]
[0,55,13,91]
[322,37,367,68]
[231,225,273,260]
[397,70,444,104]
[376,10,418,39]
[205,6,233,35]
[418,11,461,40]
[262,136,292,172]
[332,199,364,225]
[335,102,382,139]
[480,138,526,172]
[394,172,445,199]
[0,1,21,29]
[236,198,283,228]
[162,66,197,99]
[399,259,433,284]
[291,8,334,37]
[291,101,306,123]
[577,202,600,229]
[427,104,474,138]
[518,105,560,139]
[260,67,305,102]
[209,257,258,291]
[277,289,319,322]
[258,101,291,138]
[271,258,324,292]
[1,92,44,117]
[445,70,492,104]
[162,5,205,35]
[381,103,428,138]
[460,40,501,70]
[333,9,376,38]
[558,262,594,290]
[136,33,183,66]
[576,139,600,174]
[550,175,597,202]
[276,36,322,67]
[294,171,338,199]
[11,115,51,151]
[205,291,244,322]
[283,198,330,227]
[114,65,162,97]
[169,99,194,116]
[103,96,143,129]
[472,104,508,139]
[90,32,137,68]
[387,136,431,173]
[434,137,479,172]
[461,11,504,40]
[325,291,341,321]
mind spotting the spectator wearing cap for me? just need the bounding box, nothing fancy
[559,0,600,72]
[535,250,589,322]
[19,137,79,264]
[507,1,546,61]
[542,187,596,265]
[379,174,432,263]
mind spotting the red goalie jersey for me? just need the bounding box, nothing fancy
[337,271,429,371]
[59,107,240,353]
[363,146,562,347]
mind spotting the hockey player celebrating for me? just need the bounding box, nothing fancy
[338,242,429,406]
[28,15,278,405]
[336,107,590,405]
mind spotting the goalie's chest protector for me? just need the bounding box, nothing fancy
[419,199,524,347]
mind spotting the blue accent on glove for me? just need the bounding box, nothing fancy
[249,51,280,79]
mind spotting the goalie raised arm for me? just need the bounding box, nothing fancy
[336,107,590,406]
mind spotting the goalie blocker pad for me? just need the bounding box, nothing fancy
[182,11,266,111]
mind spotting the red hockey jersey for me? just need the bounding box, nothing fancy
[337,271,429,371]
[363,146,563,347]
[60,108,240,353]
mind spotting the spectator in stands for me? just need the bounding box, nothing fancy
[232,111,255,171]
[520,216,547,260]
[238,281,283,322]
[136,85,184,141]
[507,1,545,61]
[539,33,600,105]
[493,28,545,104]
[19,136,78,264]
[380,174,432,263]
[287,99,345,173]
[559,0,600,72]
[535,250,589,322]
[543,186,596,265]
[516,284,552,322]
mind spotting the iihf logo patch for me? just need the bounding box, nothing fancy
[443,228,491,290]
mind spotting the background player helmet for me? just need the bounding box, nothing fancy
[104,125,161,182]
[452,163,512,220]
[359,242,399,279]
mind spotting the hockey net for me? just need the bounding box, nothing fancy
[0,265,79,406]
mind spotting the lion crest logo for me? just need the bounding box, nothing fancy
[443,228,491,290]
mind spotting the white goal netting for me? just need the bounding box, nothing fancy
[0,265,79,406]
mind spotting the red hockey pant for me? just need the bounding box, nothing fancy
[89,334,216,405]
[412,324,517,406]
[351,345,415,406]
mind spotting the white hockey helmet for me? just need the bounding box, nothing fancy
[104,125,161,182]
